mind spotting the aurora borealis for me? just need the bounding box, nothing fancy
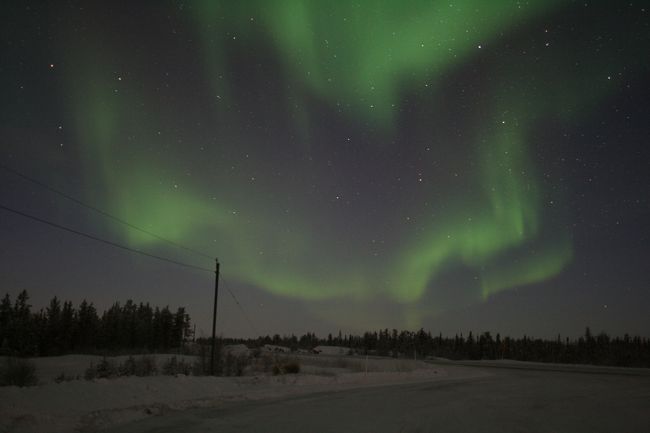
[1,1,649,337]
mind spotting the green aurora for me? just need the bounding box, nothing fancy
[60,1,631,324]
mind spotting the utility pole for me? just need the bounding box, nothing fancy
[210,258,220,375]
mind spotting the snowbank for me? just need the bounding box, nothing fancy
[1,354,198,384]
[261,344,291,353]
[312,345,350,356]
[223,344,250,357]
[0,355,478,433]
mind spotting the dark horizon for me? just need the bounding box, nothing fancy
[3,288,650,371]
[2,289,648,342]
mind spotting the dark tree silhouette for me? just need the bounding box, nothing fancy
[0,292,192,356]
[1,290,649,368]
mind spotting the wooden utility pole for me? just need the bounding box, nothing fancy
[210,258,220,375]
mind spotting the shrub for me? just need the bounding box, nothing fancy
[162,356,192,376]
[137,355,158,376]
[283,361,300,374]
[260,353,274,372]
[311,368,336,377]
[84,363,96,380]
[54,372,76,383]
[119,355,157,377]
[223,353,244,376]
[192,356,209,376]
[272,359,300,375]
[96,357,116,378]
[85,357,117,380]
[192,344,223,376]
[0,357,38,387]
[185,345,252,377]
[118,356,137,376]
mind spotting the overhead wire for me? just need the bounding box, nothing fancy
[0,203,213,273]
[220,280,261,337]
[1,163,261,336]
[1,202,261,336]
[0,163,214,260]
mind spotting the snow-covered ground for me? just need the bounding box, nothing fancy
[312,345,350,356]
[0,354,470,433]
[429,357,650,376]
[102,364,650,433]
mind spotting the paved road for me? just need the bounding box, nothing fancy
[104,365,650,433]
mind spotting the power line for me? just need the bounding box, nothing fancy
[0,163,214,260]
[0,203,213,273]
[1,202,260,335]
[221,280,261,337]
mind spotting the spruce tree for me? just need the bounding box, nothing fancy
[60,301,75,352]
[45,296,62,355]
[0,293,13,352]
[13,290,34,355]
[76,299,99,350]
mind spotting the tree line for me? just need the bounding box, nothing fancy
[2,291,649,368]
[226,327,650,368]
[0,290,191,356]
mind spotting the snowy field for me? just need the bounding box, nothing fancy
[104,364,650,433]
[3,354,649,432]
[0,353,462,433]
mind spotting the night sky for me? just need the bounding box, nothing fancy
[1,1,649,339]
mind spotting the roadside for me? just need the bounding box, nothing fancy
[427,357,650,376]
[0,354,487,433]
